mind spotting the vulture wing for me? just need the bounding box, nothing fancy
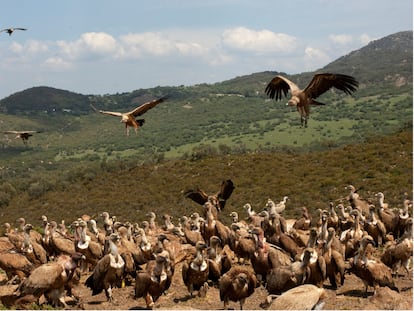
[4,130,39,134]
[134,270,152,298]
[216,179,235,209]
[90,104,123,117]
[128,96,167,117]
[218,179,235,201]
[304,73,358,99]
[20,263,65,294]
[184,188,209,205]
[265,75,300,100]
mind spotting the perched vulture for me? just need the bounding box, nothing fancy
[1,27,27,36]
[184,179,235,216]
[85,233,125,302]
[4,130,41,144]
[181,241,209,297]
[91,96,167,135]
[11,253,84,308]
[265,73,358,127]
[219,266,257,310]
[134,250,173,309]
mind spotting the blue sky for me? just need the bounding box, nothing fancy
[0,0,412,99]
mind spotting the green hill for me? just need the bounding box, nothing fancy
[0,31,411,224]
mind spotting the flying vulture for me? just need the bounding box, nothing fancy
[3,130,41,144]
[91,96,167,135]
[265,73,358,127]
[184,179,235,217]
[1,27,27,36]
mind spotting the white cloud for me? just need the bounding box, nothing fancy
[8,40,48,55]
[57,32,117,60]
[358,33,373,45]
[304,46,331,70]
[221,27,298,54]
[43,56,72,71]
[328,34,353,45]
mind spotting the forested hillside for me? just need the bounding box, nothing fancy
[0,31,411,224]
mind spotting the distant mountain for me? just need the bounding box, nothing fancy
[0,31,411,114]
[322,30,412,85]
[0,86,91,115]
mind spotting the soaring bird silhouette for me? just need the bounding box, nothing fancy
[1,27,27,36]
[91,96,167,135]
[265,73,358,127]
[3,131,41,145]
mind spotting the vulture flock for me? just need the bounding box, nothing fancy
[0,180,412,309]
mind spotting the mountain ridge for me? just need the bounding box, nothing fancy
[0,30,411,114]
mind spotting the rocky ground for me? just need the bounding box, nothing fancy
[1,260,412,310]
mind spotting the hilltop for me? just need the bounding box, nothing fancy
[0,31,412,113]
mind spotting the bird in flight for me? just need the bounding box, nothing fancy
[91,96,167,136]
[265,73,358,127]
[1,27,27,36]
[3,130,40,144]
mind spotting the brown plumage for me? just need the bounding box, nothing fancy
[74,220,103,271]
[219,266,257,310]
[184,179,235,216]
[347,185,370,216]
[48,221,77,256]
[381,218,413,276]
[3,130,40,144]
[21,224,48,266]
[375,192,400,238]
[179,216,204,246]
[0,250,34,284]
[266,248,316,295]
[265,73,358,127]
[250,227,292,283]
[364,205,387,246]
[181,241,209,297]
[322,227,346,289]
[350,235,399,294]
[293,206,312,230]
[135,250,173,309]
[85,233,125,302]
[261,284,327,310]
[91,96,167,136]
[10,253,83,308]
[207,236,232,283]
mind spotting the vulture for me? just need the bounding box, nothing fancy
[261,284,327,310]
[265,73,358,127]
[381,218,413,276]
[11,253,84,308]
[1,27,27,35]
[3,130,40,144]
[184,179,235,217]
[219,266,257,310]
[135,250,173,309]
[91,96,167,135]
[181,241,209,297]
[85,233,125,302]
[349,235,399,294]
[0,249,34,284]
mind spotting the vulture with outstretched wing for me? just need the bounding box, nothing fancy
[265,73,358,127]
[184,179,235,216]
[91,96,167,135]
[4,131,41,144]
[1,27,27,36]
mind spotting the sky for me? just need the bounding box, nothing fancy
[0,0,412,99]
